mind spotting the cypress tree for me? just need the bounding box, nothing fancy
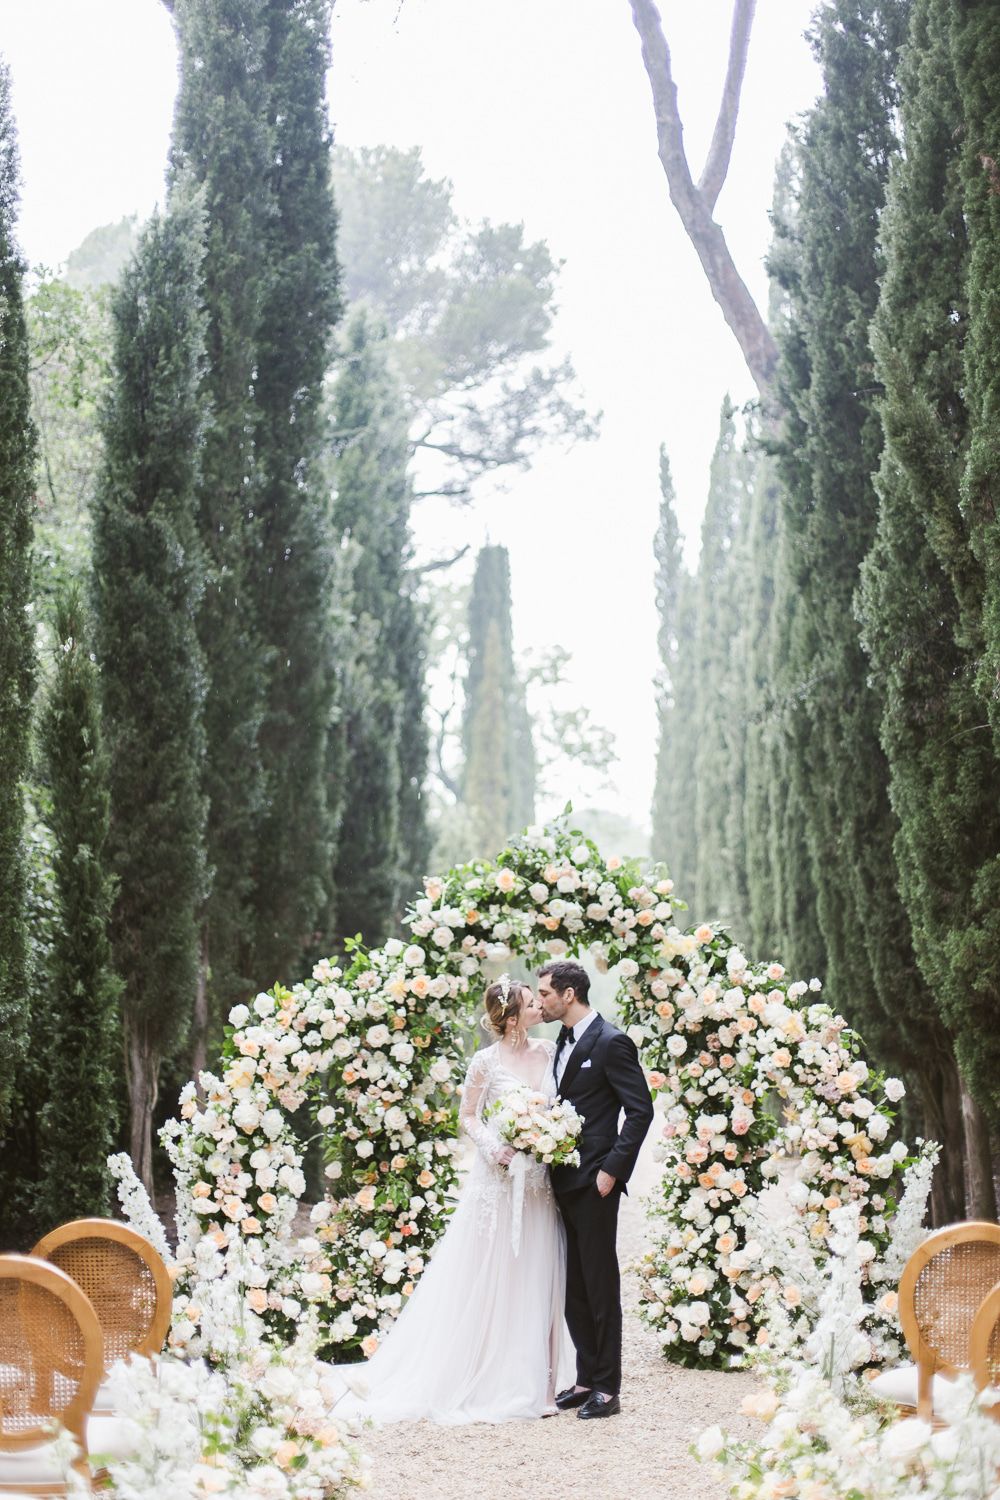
[92,190,208,1187]
[650,446,685,874]
[0,60,36,1134]
[741,447,783,960]
[772,0,936,1089]
[462,544,536,858]
[858,0,996,1212]
[246,0,340,985]
[691,398,750,924]
[954,0,1000,760]
[37,585,120,1220]
[167,0,270,1029]
[330,308,429,945]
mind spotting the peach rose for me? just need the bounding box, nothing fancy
[246,1288,268,1313]
[257,1193,278,1215]
[241,1217,262,1235]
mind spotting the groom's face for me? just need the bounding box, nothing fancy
[538,974,570,1022]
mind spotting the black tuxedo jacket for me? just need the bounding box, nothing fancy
[551,1012,655,1195]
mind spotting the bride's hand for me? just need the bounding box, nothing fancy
[496,1144,515,1167]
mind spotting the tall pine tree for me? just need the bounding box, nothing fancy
[330,308,429,945]
[773,0,949,1165]
[0,61,35,1135]
[38,585,121,1221]
[462,544,535,858]
[168,0,270,1035]
[246,0,341,986]
[650,447,691,881]
[859,0,997,1213]
[691,398,750,927]
[92,190,208,1187]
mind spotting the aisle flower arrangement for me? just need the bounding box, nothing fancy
[698,1200,1000,1500]
[157,815,927,1370]
[103,1160,370,1498]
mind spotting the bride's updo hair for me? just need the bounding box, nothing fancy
[481,975,529,1040]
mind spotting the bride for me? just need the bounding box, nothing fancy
[332,975,571,1424]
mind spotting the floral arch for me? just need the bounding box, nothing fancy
[164,817,917,1368]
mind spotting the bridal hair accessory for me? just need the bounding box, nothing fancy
[498,973,512,1005]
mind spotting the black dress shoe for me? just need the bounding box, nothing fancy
[555,1386,592,1410]
[577,1392,621,1420]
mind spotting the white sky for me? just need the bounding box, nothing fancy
[0,0,820,835]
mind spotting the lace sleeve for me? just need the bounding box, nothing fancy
[459,1050,505,1165]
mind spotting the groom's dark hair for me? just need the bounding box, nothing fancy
[538,959,590,1005]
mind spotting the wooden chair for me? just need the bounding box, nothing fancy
[871,1221,1000,1422]
[970,1279,1000,1420]
[0,1253,102,1494]
[31,1220,172,1410]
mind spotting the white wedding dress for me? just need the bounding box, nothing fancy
[331,1039,571,1424]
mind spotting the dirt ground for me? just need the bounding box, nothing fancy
[362,1140,755,1500]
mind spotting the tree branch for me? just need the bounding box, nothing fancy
[410,545,470,578]
[627,0,779,398]
[697,0,757,213]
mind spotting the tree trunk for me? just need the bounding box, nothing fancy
[191,931,209,1090]
[125,1024,159,1192]
[627,0,779,398]
[921,1051,967,1226]
[960,1072,998,1221]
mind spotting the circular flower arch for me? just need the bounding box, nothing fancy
[164,817,918,1368]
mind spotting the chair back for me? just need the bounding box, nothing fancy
[31,1219,172,1369]
[899,1221,1000,1418]
[970,1279,1000,1419]
[0,1254,102,1455]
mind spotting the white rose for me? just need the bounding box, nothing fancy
[253,993,276,1018]
[404,945,425,967]
[881,1417,933,1463]
[317,1105,336,1126]
[229,1004,250,1028]
[233,1102,261,1133]
[432,926,454,948]
[356,1140,374,1159]
[667,1036,687,1058]
[884,1077,905,1102]
[695,1425,725,1460]
[366,1024,391,1048]
[429,1060,451,1084]
[529,883,549,904]
[619,958,639,979]
[261,1108,285,1141]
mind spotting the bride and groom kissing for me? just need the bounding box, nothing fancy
[337,960,655,1426]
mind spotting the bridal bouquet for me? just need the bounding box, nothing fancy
[489,1088,583,1168]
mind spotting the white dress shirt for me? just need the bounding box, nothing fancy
[555,1007,598,1085]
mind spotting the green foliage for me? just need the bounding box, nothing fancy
[954,0,1000,762]
[27,274,113,597]
[460,544,535,859]
[37,584,121,1221]
[692,398,751,928]
[0,61,36,1135]
[330,307,429,946]
[168,0,271,1019]
[92,187,208,1183]
[330,144,597,501]
[246,0,341,988]
[859,0,1000,1128]
[771,0,932,1079]
[64,216,140,290]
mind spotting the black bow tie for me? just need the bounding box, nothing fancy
[557,1024,575,1047]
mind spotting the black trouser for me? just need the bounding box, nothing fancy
[556,1182,623,1396]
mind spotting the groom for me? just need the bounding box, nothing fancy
[538,960,654,1420]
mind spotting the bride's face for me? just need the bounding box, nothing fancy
[515,988,544,1030]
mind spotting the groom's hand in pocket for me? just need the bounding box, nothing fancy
[595,1169,616,1197]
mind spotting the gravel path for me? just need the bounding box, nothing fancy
[363,1141,755,1500]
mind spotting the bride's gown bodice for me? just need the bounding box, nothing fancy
[331,1039,571,1425]
[459,1042,558,1235]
